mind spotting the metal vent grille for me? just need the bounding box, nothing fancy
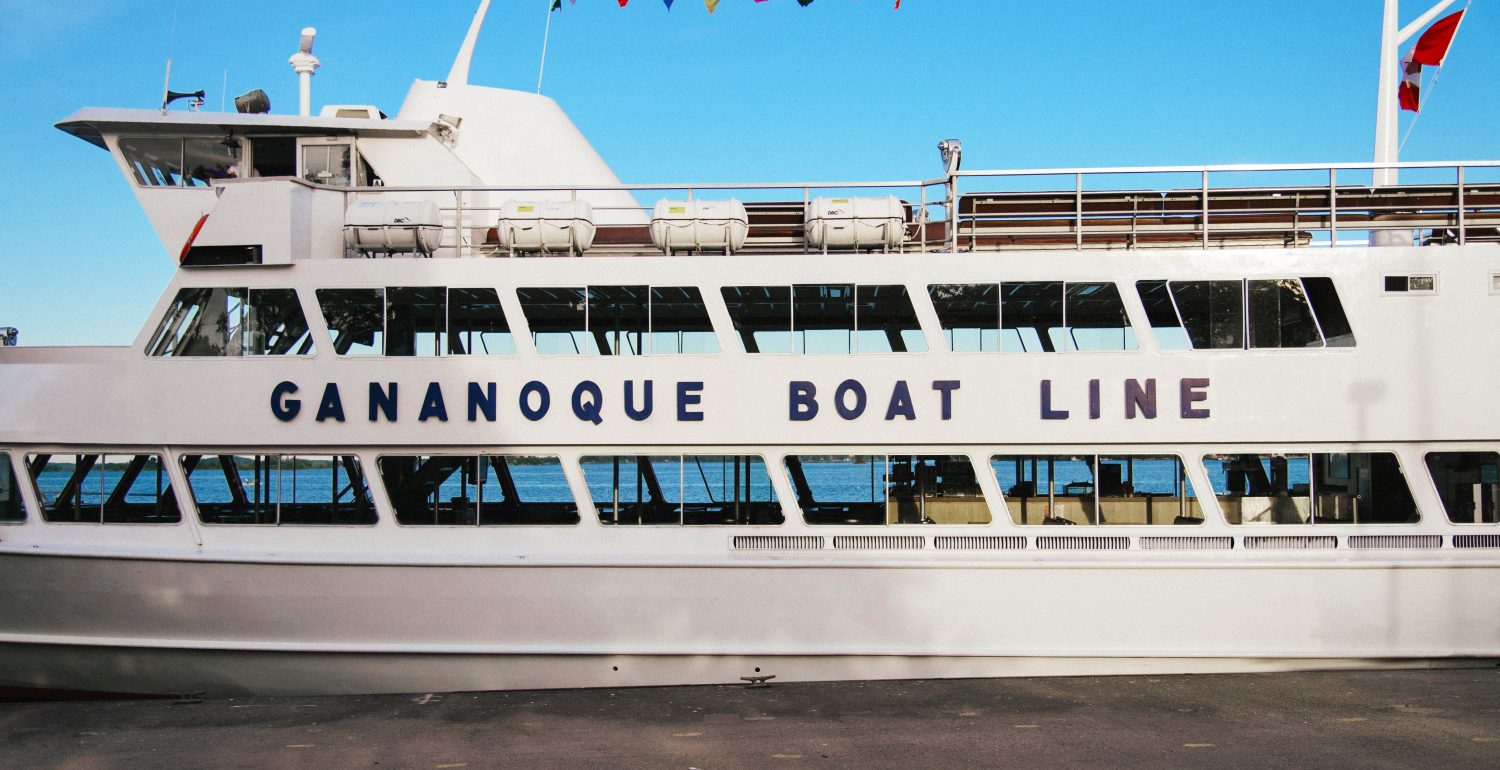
[934,536,1027,550]
[1454,534,1500,549]
[732,535,824,550]
[1243,535,1338,550]
[1139,536,1233,551]
[833,535,926,550]
[1036,536,1131,551]
[1348,535,1442,549]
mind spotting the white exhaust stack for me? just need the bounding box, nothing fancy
[289,27,320,117]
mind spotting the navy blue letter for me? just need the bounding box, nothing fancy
[316,383,346,423]
[1040,380,1069,420]
[519,381,550,421]
[271,381,301,422]
[677,381,705,422]
[790,381,819,421]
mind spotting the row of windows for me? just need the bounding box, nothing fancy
[147,278,1354,357]
[5,450,1494,527]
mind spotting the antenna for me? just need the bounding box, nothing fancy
[448,0,494,88]
[289,26,320,117]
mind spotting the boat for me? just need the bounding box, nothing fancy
[2,0,1499,697]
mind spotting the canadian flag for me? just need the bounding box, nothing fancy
[1399,9,1465,113]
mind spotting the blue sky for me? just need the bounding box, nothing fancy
[0,0,1495,345]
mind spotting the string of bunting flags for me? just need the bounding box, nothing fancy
[549,0,902,12]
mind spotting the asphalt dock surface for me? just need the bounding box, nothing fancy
[3,668,1499,769]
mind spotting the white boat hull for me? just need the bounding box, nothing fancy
[4,552,1498,696]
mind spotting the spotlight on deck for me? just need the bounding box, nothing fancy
[938,139,962,175]
[234,89,271,114]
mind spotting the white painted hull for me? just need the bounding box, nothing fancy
[4,552,1498,696]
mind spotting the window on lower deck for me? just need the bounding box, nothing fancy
[316,287,513,356]
[785,455,987,525]
[720,285,924,354]
[0,453,26,523]
[378,455,579,525]
[1204,452,1417,524]
[581,455,782,525]
[181,455,375,525]
[928,282,1135,352]
[1137,278,1354,350]
[518,286,717,355]
[146,288,314,356]
[991,455,1202,525]
[27,454,181,524]
[1425,452,1500,524]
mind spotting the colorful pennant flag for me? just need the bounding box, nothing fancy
[705,0,719,12]
[1398,9,1465,113]
[550,0,561,10]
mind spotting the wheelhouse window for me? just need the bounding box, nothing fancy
[27,454,181,524]
[581,455,782,525]
[118,136,241,187]
[378,455,579,525]
[146,288,314,356]
[1204,452,1417,524]
[721,284,925,354]
[181,455,375,525]
[1425,452,1500,524]
[0,453,25,523]
[518,286,717,355]
[1137,278,1355,350]
[316,287,513,356]
[928,282,1136,352]
[785,455,987,525]
[991,455,1202,525]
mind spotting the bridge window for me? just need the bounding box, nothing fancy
[181,455,375,525]
[518,286,717,355]
[378,455,579,525]
[27,454,181,524]
[581,455,782,525]
[786,455,986,525]
[316,287,512,356]
[1204,452,1416,524]
[118,137,240,187]
[146,288,314,356]
[721,284,924,354]
[1425,451,1500,524]
[1137,278,1354,350]
[991,455,1202,525]
[929,282,1135,352]
[0,453,25,523]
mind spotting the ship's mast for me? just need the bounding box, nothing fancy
[448,0,493,87]
[1372,0,1460,188]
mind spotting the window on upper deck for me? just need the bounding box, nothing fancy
[929,282,1136,352]
[119,137,241,187]
[180,454,375,525]
[991,454,1202,525]
[147,288,315,356]
[720,285,925,354]
[27,454,181,524]
[316,287,514,356]
[0,453,26,523]
[378,455,579,526]
[1425,452,1500,524]
[1137,278,1355,350]
[582,455,782,525]
[518,286,717,355]
[785,455,986,525]
[1204,452,1416,524]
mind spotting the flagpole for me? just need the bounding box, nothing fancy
[538,0,555,94]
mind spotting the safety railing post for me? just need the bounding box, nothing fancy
[1457,165,1467,245]
[1329,168,1338,245]
[1201,170,1210,249]
[1075,173,1084,249]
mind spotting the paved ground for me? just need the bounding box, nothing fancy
[2,668,1499,769]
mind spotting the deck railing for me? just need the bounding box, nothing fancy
[336,160,1500,258]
